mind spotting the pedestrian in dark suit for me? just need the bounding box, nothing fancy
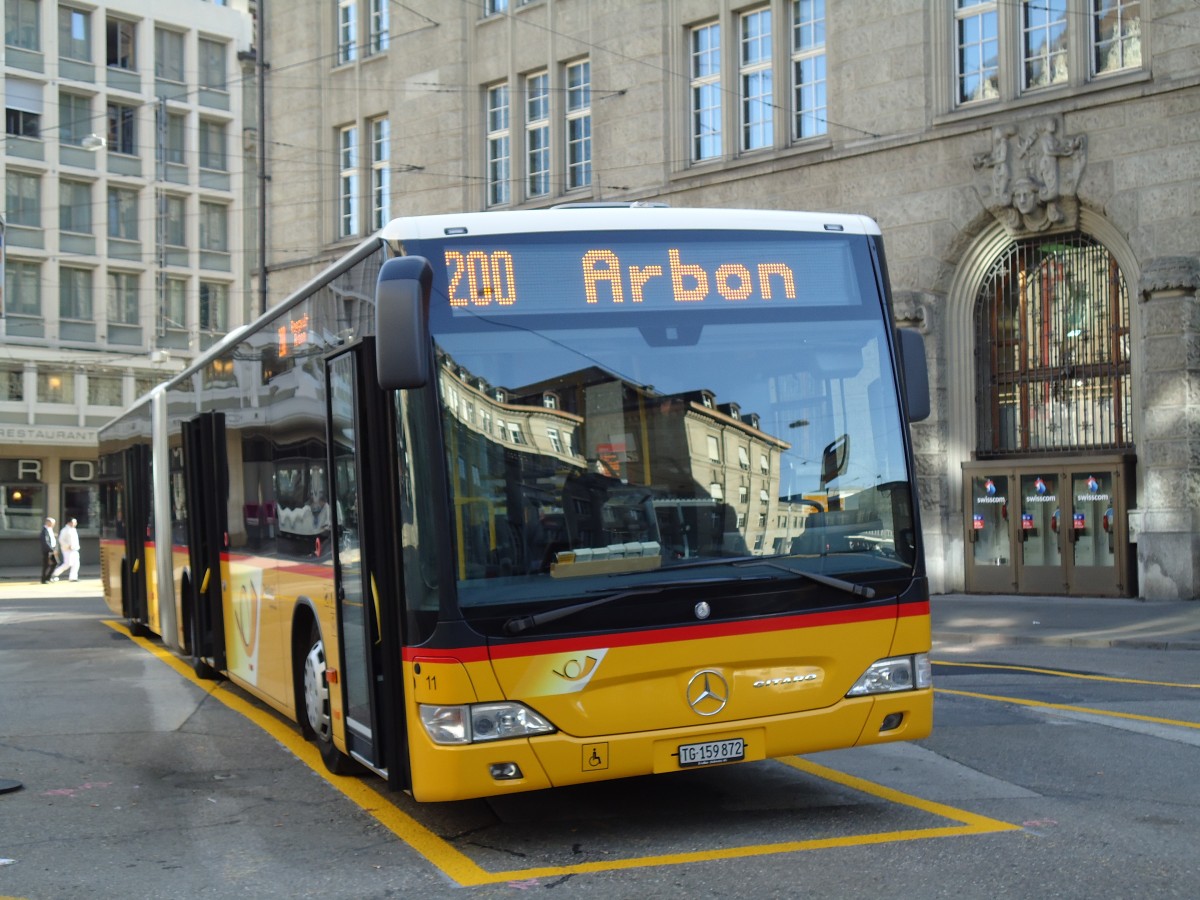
[40,517,58,584]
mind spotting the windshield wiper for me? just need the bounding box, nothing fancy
[502,574,772,636]
[661,555,875,600]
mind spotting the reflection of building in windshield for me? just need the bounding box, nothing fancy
[437,351,826,575]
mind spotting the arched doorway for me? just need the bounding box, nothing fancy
[961,231,1137,596]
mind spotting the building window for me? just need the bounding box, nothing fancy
[199,281,228,332]
[2,367,25,401]
[5,260,41,317]
[199,202,228,252]
[198,38,227,91]
[1023,0,1068,89]
[565,60,591,190]
[60,179,92,234]
[60,267,94,322]
[155,28,185,82]
[975,234,1132,454]
[106,102,137,155]
[948,0,1142,109]
[1093,0,1141,75]
[526,71,550,197]
[60,93,91,146]
[737,446,750,469]
[59,7,91,61]
[162,194,186,246]
[5,107,40,138]
[738,485,749,505]
[6,171,41,227]
[707,434,721,463]
[486,0,509,14]
[689,22,722,161]
[198,119,227,170]
[792,0,826,138]
[88,374,123,406]
[338,125,359,237]
[486,83,511,206]
[164,277,187,330]
[337,0,357,65]
[547,428,563,454]
[106,17,136,70]
[39,371,76,404]
[107,186,139,240]
[368,0,389,54]
[159,110,186,164]
[370,117,390,229]
[739,8,773,151]
[107,271,139,326]
[5,0,40,51]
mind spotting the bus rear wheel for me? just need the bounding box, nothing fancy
[301,621,356,775]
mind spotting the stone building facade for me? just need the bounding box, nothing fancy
[262,0,1200,599]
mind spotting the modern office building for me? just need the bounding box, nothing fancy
[2,0,255,565]
[268,1,1200,600]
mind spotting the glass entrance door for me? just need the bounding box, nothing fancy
[963,456,1134,597]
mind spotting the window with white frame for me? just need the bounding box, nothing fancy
[106,17,136,69]
[59,180,92,234]
[164,277,187,330]
[160,110,186,164]
[39,370,76,404]
[337,0,357,64]
[526,71,550,198]
[5,260,41,317]
[690,22,722,161]
[338,125,359,237]
[107,186,139,240]
[199,281,228,331]
[6,171,40,227]
[88,374,123,406]
[739,8,773,151]
[162,194,186,246]
[368,0,389,54]
[60,266,93,321]
[6,0,40,51]
[5,80,41,137]
[107,271,139,325]
[155,28,185,82]
[950,0,1142,109]
[486,83,511,206]
[565,60,591,189]
[106,102,137,155]
[486,0,509,15]
[792,0,826,138]
[370,117,390,229]
[60,93,91,146]
[199,202,228,252]
[198,38,227,91]
[198,119,227,170]
[59,6,90,61]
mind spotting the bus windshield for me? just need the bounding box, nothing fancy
[406,228,917,614]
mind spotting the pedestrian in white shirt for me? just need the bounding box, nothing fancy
[50,518,81,582]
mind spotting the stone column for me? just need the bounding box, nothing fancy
[1130,257,1200,600]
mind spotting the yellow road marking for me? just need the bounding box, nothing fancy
[937,687,1200,730]
[107,620,1019,887]
[933,660,1200,689]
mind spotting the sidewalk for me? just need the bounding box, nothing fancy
[2,566,1197,649]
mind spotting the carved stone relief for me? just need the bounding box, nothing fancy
[971,116,1087,236]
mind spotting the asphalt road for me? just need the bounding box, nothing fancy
[2,588,1198,899]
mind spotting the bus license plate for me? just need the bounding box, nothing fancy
[678,738,745,767]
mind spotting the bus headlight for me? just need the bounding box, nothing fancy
[419,702,556,745]
[846,653,932,697]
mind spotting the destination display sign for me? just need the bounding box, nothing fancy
[423,233,866,315]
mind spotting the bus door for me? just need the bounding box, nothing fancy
[326,342,407,788]
[121,444,152,631]
[181,412,229,672]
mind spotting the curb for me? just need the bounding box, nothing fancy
[933,630,1200,652]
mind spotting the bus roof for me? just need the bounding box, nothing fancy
[378,206,882,242]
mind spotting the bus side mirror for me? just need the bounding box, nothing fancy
[897,328,930,423]
[375,256,433,390]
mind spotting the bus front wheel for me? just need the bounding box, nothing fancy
[301,621,355,775]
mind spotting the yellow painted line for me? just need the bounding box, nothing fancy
[107,620,1020,887]
[937,687,1200,730]
[934,659,1200,689]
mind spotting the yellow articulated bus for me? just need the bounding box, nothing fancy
[99,205,933,802]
